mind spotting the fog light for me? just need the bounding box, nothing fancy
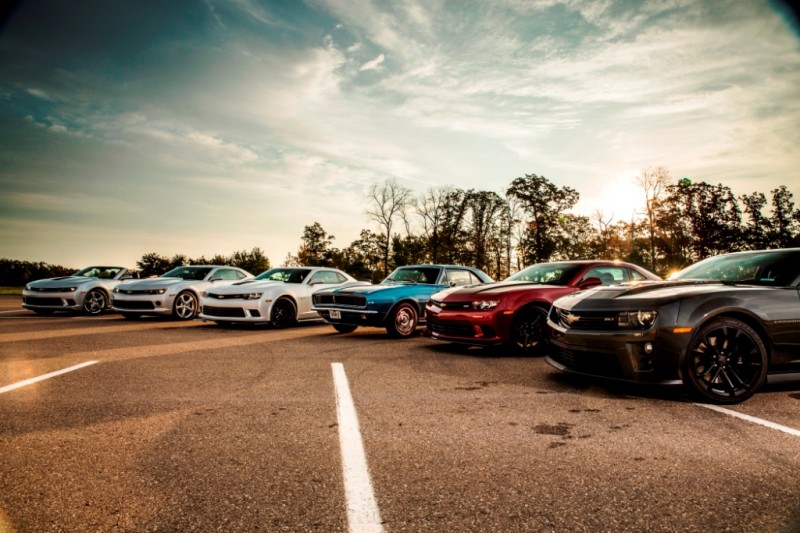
[156,301,162,306]
[643,342,653,354]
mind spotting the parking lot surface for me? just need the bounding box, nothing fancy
[1,295,799,532]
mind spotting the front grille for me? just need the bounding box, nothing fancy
[553,307,619,331]
[24,296,63,306]
[314,294,367,307]
[113,300,156,310]
[550,347,623,378]
[203,306,246,318]
[29,287,71,293]
[430,319,475,338]
[432,299,471,310]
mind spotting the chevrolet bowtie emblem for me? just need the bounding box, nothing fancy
[565,313,580,324]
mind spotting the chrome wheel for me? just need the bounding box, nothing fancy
[173,291,198,320]
[387,303,418,338]
[83,289,106,315]
[271,299,296,328]
[683,318,767,404]
[509,307,548,354]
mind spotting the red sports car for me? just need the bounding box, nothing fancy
[425,260,660,354]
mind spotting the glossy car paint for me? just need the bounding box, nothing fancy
[111,265,251,320]
[22,266,136,315]
[198,267,361,326]
[311,265,492,337]
[547,249,800,403]
[425,261,659,352]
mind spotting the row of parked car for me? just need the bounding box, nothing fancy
[21,248,800,404]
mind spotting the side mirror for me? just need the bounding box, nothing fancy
[578,277,603,290]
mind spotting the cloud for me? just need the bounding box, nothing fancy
[359,53,385,71]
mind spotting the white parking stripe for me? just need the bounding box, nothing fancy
[0,361,98,394]
[332,363,384,533]
[696,403,800,437]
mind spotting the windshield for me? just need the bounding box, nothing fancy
[671,250,800,286]
[74,266,123,279]
[162,266,213,281]
[254,268,311,283]
[506,263,584,286]
[385,267,441,285]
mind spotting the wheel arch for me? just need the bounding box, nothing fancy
[685,310,772,363]
[386,298,423,322]
[269,294,298,316]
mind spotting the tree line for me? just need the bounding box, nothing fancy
[3,168,799,286]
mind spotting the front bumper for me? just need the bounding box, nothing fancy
[22,292,84,312]
[546,319,683,385]
[199,299,266,322]
[111,295,175,315]
[313,306,385,328]
[425,307,511,346]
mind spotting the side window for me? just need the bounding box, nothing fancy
[628,269,646,281]
[582,267,626,285]
[309,271,340,284]
[446,269,474,286]
[215,269,238,280]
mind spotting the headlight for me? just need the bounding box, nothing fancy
[113,288,119,294]
[618,310,658,329]
[66,287,77,292]
[243,292,263,300]
[471,300,499,310]
[151,288,167,295]
[201,291,209,297]
[25,284,31,290]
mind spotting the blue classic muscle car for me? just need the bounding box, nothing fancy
[311,264,492,337]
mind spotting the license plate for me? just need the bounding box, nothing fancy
[329,310,341,319]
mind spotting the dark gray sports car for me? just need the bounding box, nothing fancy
[546,248,800,404]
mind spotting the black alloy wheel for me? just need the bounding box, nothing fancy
[386,303,418,338]
[508,307,548,354]
[683,317,768,404]
[271,298,297,328]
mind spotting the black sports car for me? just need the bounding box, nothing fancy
[546,248,800,404]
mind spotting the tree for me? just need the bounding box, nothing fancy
[137,253,171,277]
[636,166,670,272]
[229,247,270,274]
[296,222,337,266]
[366,178,412,276]
[341,229,385,282]
[465,190,507,274]
[506,174,579,264]
[769,186,799,248]
[740,192,770,250]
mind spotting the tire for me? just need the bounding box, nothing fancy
[333,324,358,334]
[508,307,548,355]
[386,302,418,338]
[83,289,107,315]
[683,317,768,404]
[271,298,297,328]
[172,291,199,320]
[121,312,141,320]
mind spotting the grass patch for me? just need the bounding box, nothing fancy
[0,287,22,295]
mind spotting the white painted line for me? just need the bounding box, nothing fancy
[696,403,800,437]
[0,361,98,394]
[332,363,384,533]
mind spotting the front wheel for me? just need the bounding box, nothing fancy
[508,307,548,355]
[83,289,107,315]
[683,317,768,404]
[271,298,297,328]
[386,303,418,338]
[333,324,357,334]
[173,291,198,320]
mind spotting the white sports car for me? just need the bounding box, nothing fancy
[22,266,137,316]
[111,265,252,320]
[198,266,363,327]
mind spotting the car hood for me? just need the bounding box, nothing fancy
[435,280,559,299]
[28,276,97,288]
[325,282,435,296]
[554,280,771,310]
[206,279,282,293]
[116,277,189,290]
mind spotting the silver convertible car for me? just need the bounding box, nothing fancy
[22,265,137,315]
[111,265,252,320]
[198,266,362,327]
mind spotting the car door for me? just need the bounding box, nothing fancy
[300,270,349,319]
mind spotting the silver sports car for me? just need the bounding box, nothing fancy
[22,266,137,315]
[198,266,363,327]
[111,265,252,320]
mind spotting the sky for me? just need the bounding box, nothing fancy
[1,0,799,271]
